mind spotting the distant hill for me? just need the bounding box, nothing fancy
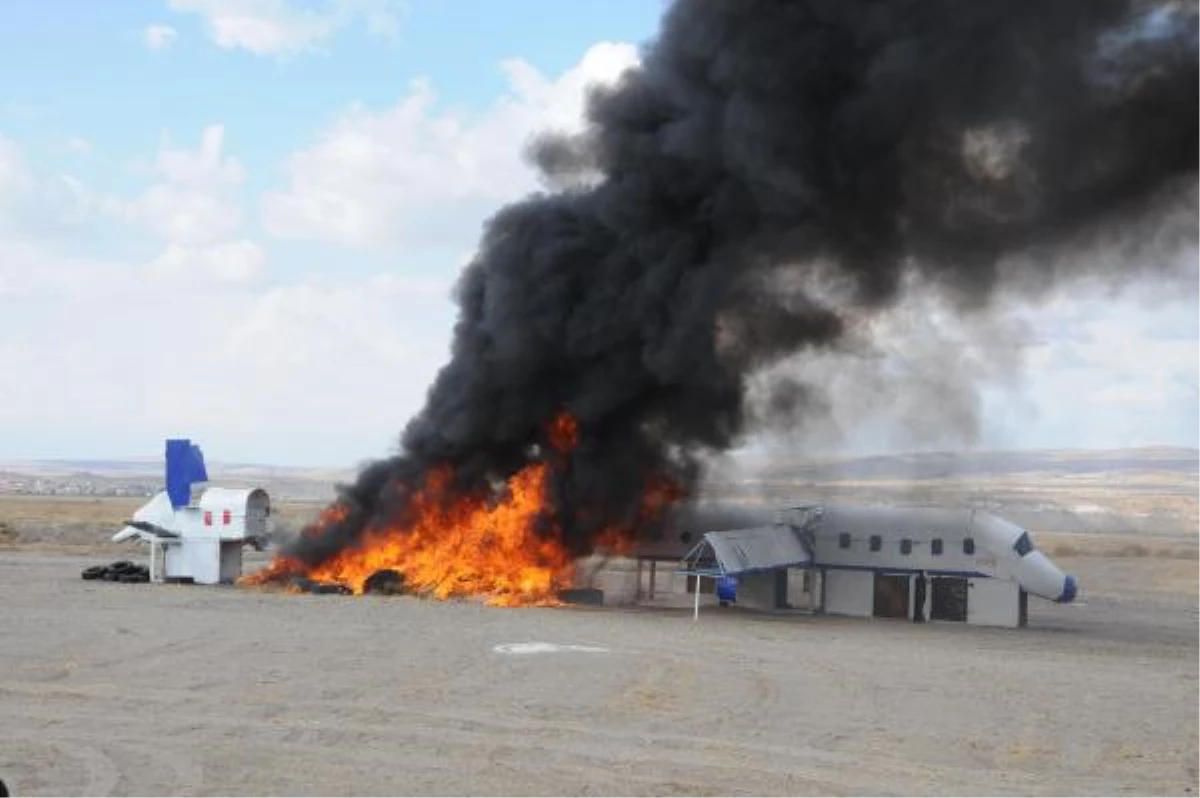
[0,457,355,501]
[0,446,1195,506]
[739,446,1199,482]
[5,445,1194,482]
[0,457,355,481]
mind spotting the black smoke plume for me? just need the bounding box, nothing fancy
[284,0,1198,566]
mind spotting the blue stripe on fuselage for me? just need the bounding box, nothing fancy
[815,563,992,579]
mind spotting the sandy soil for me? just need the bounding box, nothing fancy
[0,552,1196,797]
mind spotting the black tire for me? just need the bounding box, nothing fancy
[81,565,107,580]
[556,588,604,606]
[363,569,406,596]
[290,576,318,593]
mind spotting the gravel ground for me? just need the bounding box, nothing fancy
[0,552,1195,796]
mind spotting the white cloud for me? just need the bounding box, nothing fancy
[0,38,1194,467]
[152,240,267,285]
[143,23,179,50]
[0,134,33,192]
[102,125,248,250]
[1003,284,1200,449]
[262,41,641,251]
[66,136,92,156]
[0,128,452,465]
[0,260,453,464]
[168,0,404,57]
[2,127,263,290]
[0,134,88,238]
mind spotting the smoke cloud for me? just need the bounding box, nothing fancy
[286,0,1197,565]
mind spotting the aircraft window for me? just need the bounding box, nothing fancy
[963,537,975,555]
[838,532,851,549]
[900,538,912,555]
[1013,532,1034,557]
[869,535,881,552]
[931,538,943,556]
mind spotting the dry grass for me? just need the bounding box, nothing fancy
[0,495,325,549]
[1032,511,1199,596]
[1039,532,1199,561]
[0,495,145,526]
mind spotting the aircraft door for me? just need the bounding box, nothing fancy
[872,573,910,619]
[931,576,969,621]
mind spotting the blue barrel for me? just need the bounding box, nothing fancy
[716,576,738,603]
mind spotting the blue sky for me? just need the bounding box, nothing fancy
[0,0,1196,467]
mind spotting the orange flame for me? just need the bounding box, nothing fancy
[547,412,578,452]
[243,462,574,606]
[241,412,688,606]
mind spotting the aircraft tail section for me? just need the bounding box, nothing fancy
[166,439,207,509]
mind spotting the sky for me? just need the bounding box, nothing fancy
[0,0,1196,467]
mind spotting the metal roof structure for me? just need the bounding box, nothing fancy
[673,522,814,621]
[683,523,813,576]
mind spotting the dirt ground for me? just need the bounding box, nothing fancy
[0,551,1196,797]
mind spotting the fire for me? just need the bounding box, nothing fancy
[244,462,574,606]
[590,475,687,557]
[307,502,349,535]
[241,412,687,607]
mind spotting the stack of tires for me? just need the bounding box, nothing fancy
[81,560,151,583]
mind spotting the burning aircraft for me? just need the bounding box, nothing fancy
[242,0,1197,606]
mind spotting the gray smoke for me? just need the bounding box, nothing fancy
[284,0,1197,568]
[744,276,1037,443]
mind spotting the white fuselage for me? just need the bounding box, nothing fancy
[113,487,271,584]
[808,505,1077,603]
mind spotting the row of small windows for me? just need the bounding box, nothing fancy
[837,533,976,556]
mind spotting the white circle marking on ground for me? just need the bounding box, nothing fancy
[492,642,609,655]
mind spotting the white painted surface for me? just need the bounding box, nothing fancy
[811,506,1075,603]
[185,539,221,584]
[968,578,1022,628]
[112,485,269,586]
[164,544,186,581]
[824,569,874,618]
[198,487,271,540]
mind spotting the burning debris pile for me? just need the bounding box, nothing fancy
[244,414,667,604]
[242,0,1198,605]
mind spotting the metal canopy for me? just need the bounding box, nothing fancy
[684,524,813,576]
[674,523,813,622]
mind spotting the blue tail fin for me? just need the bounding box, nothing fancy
[165,439,208,509]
